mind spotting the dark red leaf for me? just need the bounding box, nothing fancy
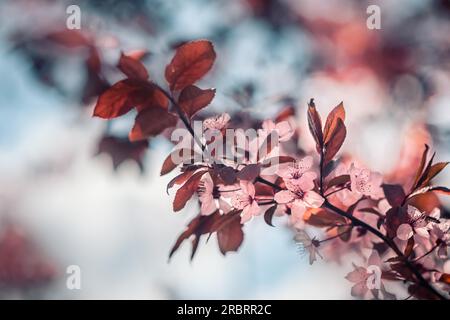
[93,79,169,119]
[169,210,243,259]
[326,174,350,190]
[324,118,346,163]
[304,208,347,227]
[217,214,244,255]
[178,85,215,118]
[117,53,149,80]
[216,166,237,185]
[166,169,205,194]
[160,148,197,176]
[323,102,345,143]
[382,184,406,208]
[237,164,261,181]
[275,106,295,122]
[418,162,449,189]
[165,40,216,91]
[97,135,148,173]
[93,79,145,119]
[173,170,207,212]
[263,205,277,227]
[169,212,217,259]
[415,151,436,190]
[412,144,429,192]
[129,108,178,142]
[404,237,415,257]
[307,99,323,153]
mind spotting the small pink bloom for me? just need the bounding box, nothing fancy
[274,189,324,223]
[277,156,317,192]
[396,205,430,241]
[231,181,260,223]
[293,229,322,265]
[198,174,233,215]
[203,113,230,131]
[274,158,323,223]
[349,164,383,199]
[345,251,394,299]
[396,223,414,241]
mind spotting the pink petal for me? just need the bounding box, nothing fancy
[368,250,381,267]
[200,196,216,215]
[218,198,232,214]
[240,181,255,197]
[276,121,294,142]
[415,227,429,238]
[303,191,324,208]
[397,223,413,241]
[296,171,316,191]
[249,200,261,216]
[240,205,253,223]
[351,282,368,298]
[297,156,313,173]
[291,200,306,220]
[274,190,295,204]
[346,266,368,283]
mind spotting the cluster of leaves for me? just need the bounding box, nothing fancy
[93,38,450,300]
[93,40,216,141]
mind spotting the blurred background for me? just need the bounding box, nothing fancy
[0,0,449,299]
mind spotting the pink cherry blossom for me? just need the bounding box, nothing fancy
[293,229,322,265]
[231,181,260,223]
[349,163,384,199]
[203,113,231,131]
[345,251,395,299]
[198,174,233,215]
[331,163,361,206]
[277,156,317,191]
[396,205,430,241]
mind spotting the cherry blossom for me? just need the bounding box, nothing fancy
[274,157,323,224]
[293,229,322,265]
[349,163,384,199]
[231,181,260,223]
[203,113,231,131]
[396,205,430,241]
[345,251,395,299]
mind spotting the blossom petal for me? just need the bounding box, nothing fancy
[397,223,414,241]
[291,200,306,220]
[296,171,317,191]
[351,281,368,298]
[200,195,216,215]
[274,190,295,204]
[346,266,368,283]
[276,121,294,142]
[303,191,324,208]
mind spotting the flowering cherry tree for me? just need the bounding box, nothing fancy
[93,39,450,300]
